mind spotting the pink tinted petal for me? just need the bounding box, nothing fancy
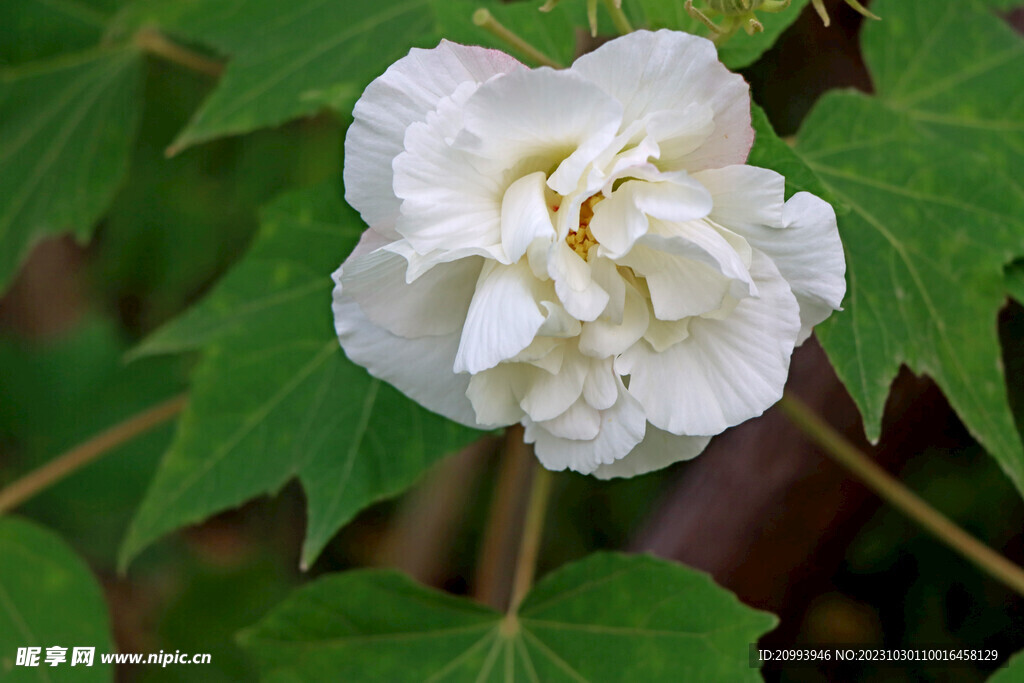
[571,30,752,171]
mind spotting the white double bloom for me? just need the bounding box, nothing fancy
[333,30,845,477]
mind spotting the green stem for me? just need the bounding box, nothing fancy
[778,393,1024,597]
[602,0,634,35]
[472,9,565,69]
[506,462,553,616]
[0,394,188,513]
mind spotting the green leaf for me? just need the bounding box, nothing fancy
[989,650,1024,681]
[0,517,115,681]
[133,0,442,152]
[747,102,836,205]
[0,48,142,292]
[0,320,188,565]
[624,0,811,69]
[1008,261,1024,304]
[121,184,482,570]
[792,0,1024,492]
[238,553,777,682]
[0,0,122,66]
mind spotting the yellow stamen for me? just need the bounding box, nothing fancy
[566,194,603,259]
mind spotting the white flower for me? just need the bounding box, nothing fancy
[333,29,845,478]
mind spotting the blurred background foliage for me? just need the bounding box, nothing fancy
[1,0,1024,680]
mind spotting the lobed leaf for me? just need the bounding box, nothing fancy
[122,184,482,570]
[238,552,777,682]
[793,0,1024,493]
[0,48,142,292]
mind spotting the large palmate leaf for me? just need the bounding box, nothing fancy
[0,321,187,564]
[0,518,115,682]
[121,184,482,570]
[239,553,776,681]
[124,0,443,152]
[793,0,1024,492]
[0,47,142,292]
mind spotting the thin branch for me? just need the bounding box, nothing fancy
[0,394,188,513]
[133,28,224,78]
[473,9,565,69]
[778,392,1024,597]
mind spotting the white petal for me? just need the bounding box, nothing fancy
[333,293,478,427]
[501,171,557,263]
[642,316,690,352]
[454,261,547,374]
[339,237,482,337]
[525,379,646,474]
[548,241,610,321]
[778,193,846,343]
[578,279,649,357]
[520,349,588,422]
[534,399,601,440]
[582,357,618,410]
[345,41,524,235]
[466,363,530,426]
[617,251,800,435]
[392,93,506,255]
[618,244,731,320]
[454,67,624,196]
[693,165,785,231]
[592,427,710,479]
[592,172,713,260]
[702,178,846,343]
[571,30,752,172]
[641,218,755,298]
[643,104,715,166]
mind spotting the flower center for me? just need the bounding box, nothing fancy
[566,193,603,259]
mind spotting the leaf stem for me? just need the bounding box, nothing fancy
[474,425,535,610]
[778,392,1024,597]
[133,28,224,78]
[472,9,565,69]
[507,460,553,615]
[602,0,634,35]
[0,394,188,514]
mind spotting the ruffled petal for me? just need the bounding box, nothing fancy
[698,171,846,343]
[590,171,712,259]
[333,292,478,428]
[453,67,624,196]
[578,278,649,357]
[526,378,646,473]
[454,261,549,374]
[339,232,483,337]
[618,244,731,320]
[693,165,785,231]
[548,241,610,321]
[501,171,557,263]
[571,30,752,172]
[392,85,508,255]
[465,363,530,426]
[617,251,800,435]
[592,427,710,479]
[345,41,524,236]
